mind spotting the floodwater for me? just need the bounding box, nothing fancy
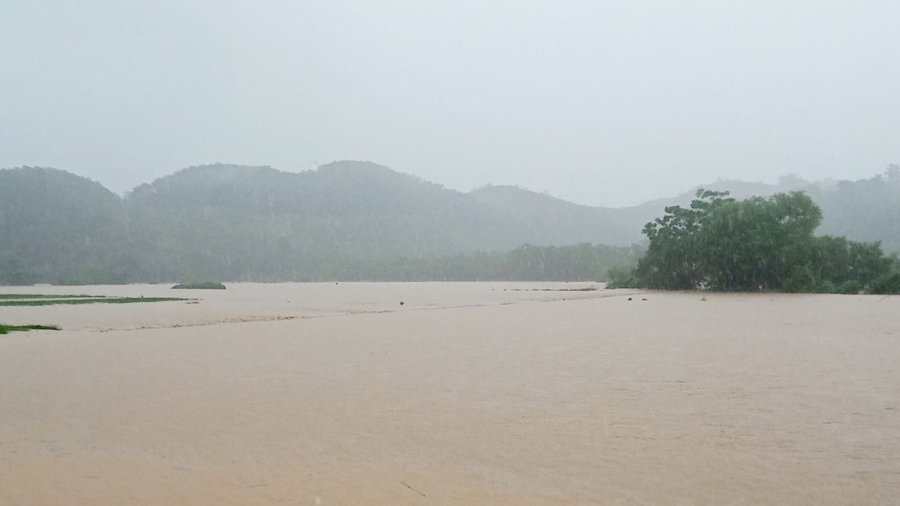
[1,283,898,505]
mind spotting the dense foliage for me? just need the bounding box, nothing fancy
[616,190,897,293]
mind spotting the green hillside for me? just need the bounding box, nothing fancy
[0,167,132,284]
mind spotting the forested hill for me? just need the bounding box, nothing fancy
[129,163,631,250]
[0,167,131,285]
[810,168,900,252]
[125,162,631,274]
[468,185,631,246]
[1,162,897,284]
[0,162,635,284]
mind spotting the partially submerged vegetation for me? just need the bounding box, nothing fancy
[868,271,900,295]
[0,296,188,307]
[0,324,60,334]
[0,294,95,300]
[610,190,900,294]
[172,282,226,289]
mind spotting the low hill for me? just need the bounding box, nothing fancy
[809,167,900,252]
[0,167,132,284]
[123,161,650,282]
[467,185,632,246]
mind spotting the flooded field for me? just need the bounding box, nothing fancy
[1,283,898,505]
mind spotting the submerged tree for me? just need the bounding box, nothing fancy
[628,189,892,292]
[635,190,735,290]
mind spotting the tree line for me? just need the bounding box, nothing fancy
[611,190,900,294]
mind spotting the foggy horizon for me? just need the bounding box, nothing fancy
[3,1,899,207]
[8,159,894,211]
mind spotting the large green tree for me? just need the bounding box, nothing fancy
[631,190,891,292]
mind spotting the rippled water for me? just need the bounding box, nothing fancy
[1,283,897,505]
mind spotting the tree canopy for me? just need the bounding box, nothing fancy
[621,190,896,293]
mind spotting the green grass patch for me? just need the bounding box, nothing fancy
[172,282,226,290]
[0,324,61,334]
[0,294,96,300]
[0,297,188,307]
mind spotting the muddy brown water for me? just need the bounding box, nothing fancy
[1,283,898,505]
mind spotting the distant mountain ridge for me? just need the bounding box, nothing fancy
[1,161,897,284]
[468,184,632,246]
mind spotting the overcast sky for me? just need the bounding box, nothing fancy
[2,1,898,207]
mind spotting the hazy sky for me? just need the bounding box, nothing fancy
[2,1,898,207]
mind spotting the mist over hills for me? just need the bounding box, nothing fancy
[1,161,897,284]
